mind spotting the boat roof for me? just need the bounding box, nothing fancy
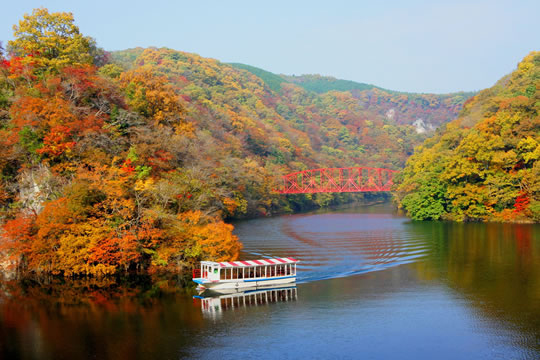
[201,257,299,267]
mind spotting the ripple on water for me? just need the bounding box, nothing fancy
[234,212,430,283]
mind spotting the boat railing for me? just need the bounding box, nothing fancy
[192,268,201,278]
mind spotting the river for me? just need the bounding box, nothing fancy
[0,203,538,359]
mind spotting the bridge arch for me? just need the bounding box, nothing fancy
[277,167,398,194]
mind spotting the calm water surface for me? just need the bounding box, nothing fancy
[1,203,539,359]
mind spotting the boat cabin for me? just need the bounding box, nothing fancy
[196,257,298,283]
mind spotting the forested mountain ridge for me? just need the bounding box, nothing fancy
[111,47,474,171]
[111,47,427,170]
[0,9,475,277]
[230,63,475,129]
[395,51,540,222]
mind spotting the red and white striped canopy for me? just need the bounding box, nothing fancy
[219,257,298,267]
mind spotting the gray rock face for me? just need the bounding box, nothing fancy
[412,118,435,134]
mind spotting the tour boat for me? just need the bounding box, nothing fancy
[192,257,299,290]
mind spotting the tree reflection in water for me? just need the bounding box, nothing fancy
[0,210,538,359]
[0,275,203,359]
[408,221,540,351]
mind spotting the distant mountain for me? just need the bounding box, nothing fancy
[228,63,286,92]
[111,48,474,178]
[280,73,385,93]
[229,62,475,130]
[228,64,384,93]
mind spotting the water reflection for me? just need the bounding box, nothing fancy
[195,286,298,318]
[233,205,539,357]
[0,204,538,359]
[0,276,204,359]
[407,221,540,354]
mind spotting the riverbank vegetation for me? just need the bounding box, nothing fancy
[395,52,539,222]
[0,9,470,277]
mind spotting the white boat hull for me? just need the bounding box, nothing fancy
[194,276,296,290]
[199,284,297,296]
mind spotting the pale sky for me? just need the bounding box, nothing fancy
[2,0,539,93]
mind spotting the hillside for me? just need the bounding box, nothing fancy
[111,48,434,167]
[112,48,473,171]
[228,63,286,92]
[280,73,382,93]
[230,64,474,130]
[395,51,540,222]
[109,47,423,200]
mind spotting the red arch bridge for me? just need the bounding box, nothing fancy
[276,167,399,194]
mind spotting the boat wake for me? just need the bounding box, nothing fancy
[234,212,429,284]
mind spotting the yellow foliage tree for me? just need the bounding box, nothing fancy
[8,8,95,71]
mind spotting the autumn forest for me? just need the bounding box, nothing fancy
[0,8,537,278]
